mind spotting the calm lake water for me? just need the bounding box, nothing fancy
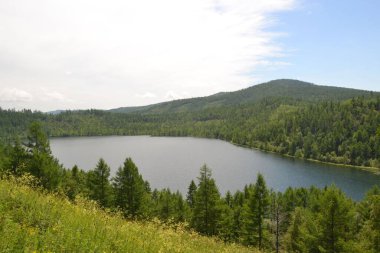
[50,136,380,200]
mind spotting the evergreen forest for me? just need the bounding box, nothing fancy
[0,122,379,252]
[1,81,380,169]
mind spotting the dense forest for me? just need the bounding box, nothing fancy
[0,123,379,252]
[1,94,380,169]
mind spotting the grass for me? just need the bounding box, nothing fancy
[0,175,257,253]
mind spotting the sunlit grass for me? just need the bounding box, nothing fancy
[0,175,257,253]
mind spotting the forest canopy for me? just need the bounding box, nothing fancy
[1,94,379,168]
[0,122,379,252]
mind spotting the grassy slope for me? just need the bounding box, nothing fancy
[0,176,257,253]
[110,79,376,114]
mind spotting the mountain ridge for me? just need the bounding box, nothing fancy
[110,79,377,114]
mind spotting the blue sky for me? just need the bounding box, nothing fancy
[0,0,378,111]
[257,0,380,91]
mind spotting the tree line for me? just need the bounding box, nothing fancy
[0,122,379,252]
[1,95,380,169]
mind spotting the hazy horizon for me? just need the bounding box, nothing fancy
[1,78,379,112]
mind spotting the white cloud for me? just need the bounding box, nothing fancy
[135,92,157,98]
[166,91,183,100]
[0,88,33,102]
[0,0,297,111]
[43,91,69,102]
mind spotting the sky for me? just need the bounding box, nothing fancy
[0,0,379,111]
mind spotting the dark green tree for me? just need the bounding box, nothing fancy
[88,158,112,207]
[187,180,197,208]
[113,157,146,218]
[26,122,50,154]
[192,164,222,236]
[370,195,380,252]
[25,122,62,190]
[355,188,380,252]
[219,200,234,242]
[7,137,27,175]
[318,185,353,253]
[63,165,88,200]
[174,191,188,222]
[284,207,306,253]
[270,191,286,253]
[231,191,245,243]
[245,173,270,249]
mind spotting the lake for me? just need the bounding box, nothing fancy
[50,136,380,200]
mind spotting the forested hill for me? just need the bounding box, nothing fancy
[0,80,379,169]
[110,79,376,114]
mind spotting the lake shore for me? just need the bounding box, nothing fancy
[230,140,380,175]
[50,133,380,175]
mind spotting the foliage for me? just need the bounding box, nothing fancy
[87,158,112,207]
[0,176,257,253]
[113,158,148,218]
[191,164,222,236]
[1,118,380,252]
[244,174,270,249]
[1,92,379,169]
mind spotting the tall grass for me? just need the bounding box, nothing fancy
[0,175,257,253]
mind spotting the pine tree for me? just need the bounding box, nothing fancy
[232,191,245,243]
[284,207,305,253]
[245,173,270,249]
[370,195,380,252]
[270,191,285,253]
[64,165,88,200]
[26,122,51,154]
[187,180,197,208]
[357,188,380,252]
[219,200,234,242]
[25,122,62,190]
[318,185,353,253]
[192,164,222,236]
[8,137,27,175]
[113,157,147,218]
[174,191,188,222]
[88,158,112,207]
[158,188,174,221]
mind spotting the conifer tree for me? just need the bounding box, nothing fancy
[284,207,307,253]
[232,191,245,243]
[26,122,51,154]
[174,191,188,222]
[270,191,285,253]
[88,158,112,207]
[158,188,174,221]
[245,173,270,249]
[370,195,380,252]
[318,185,353,253]
[25,122,62,190]
[113,157,146,218]
[219,200,234,242]
[187,180,197,208]
[64,165,88,200]
[8,137,27,175]
[192,164,222,236]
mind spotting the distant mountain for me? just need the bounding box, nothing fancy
[110,79,377,114]
[46,110,66,115]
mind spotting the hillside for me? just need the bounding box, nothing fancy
[110,79,376,114]
[0,79,379,169]
[0,176,256,253]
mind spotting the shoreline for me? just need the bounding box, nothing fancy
[230,141,380,175]
[49,133,380,175]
